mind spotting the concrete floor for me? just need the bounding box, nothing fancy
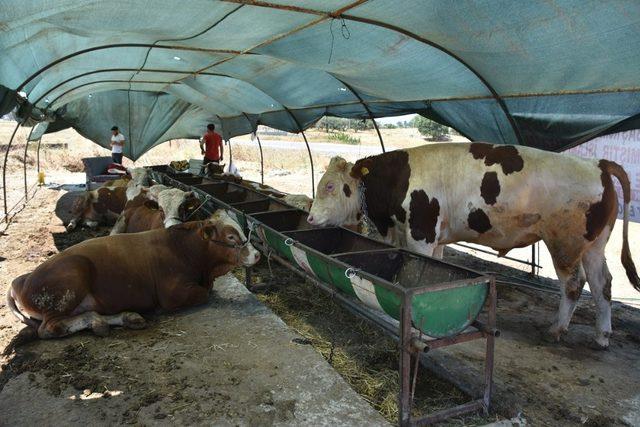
[0,274,388,426]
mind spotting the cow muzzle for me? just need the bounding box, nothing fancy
[240,244,260,267]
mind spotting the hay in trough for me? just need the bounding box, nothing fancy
[235,261,498,425]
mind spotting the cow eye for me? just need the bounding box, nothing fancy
[325,182,335,192]
[227,234,236,241]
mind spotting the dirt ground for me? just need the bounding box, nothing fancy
[1,174,640,425]
[0,184,391,426]
[2,124,640,425]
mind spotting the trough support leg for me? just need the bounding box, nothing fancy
[483,278,497,413]
[530,244,537,276]
[399,292,413,427]
[244,266,253,288]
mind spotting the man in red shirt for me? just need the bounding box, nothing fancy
[199,123,223,165]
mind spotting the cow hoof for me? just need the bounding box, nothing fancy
[123,313,146,330]
[92,320,110,337]
[593,335,610,350]
[546,325,566,343]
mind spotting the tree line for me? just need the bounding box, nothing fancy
[313,115,451,139]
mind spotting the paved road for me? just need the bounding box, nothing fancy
[232,138,383,155]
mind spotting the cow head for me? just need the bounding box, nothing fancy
[200,210,260,267]
[157,189,202,227]
[67,191,108,231]
[128,167,151,186]
[307,157,360,226]
[204,162,225,177]
[178,192,204,222]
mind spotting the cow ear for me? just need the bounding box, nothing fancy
[143,200,159,210]
[200,224,217,240]
[350,158,373,179]
[329,156,348,171]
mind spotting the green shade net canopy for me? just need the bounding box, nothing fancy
[1,0,639,159]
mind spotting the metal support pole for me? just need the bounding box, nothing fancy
[399,292,413,427]
[284,108,315,197]
[483,278,497,413]
[36,137,43,173]
[530,243,539,276]
[226,139,232,166]
[23,126,36,202]
[299,129,315,198]
[370,117,385,153]
[255,134,264,184]
[3,120,23,223]
[332,78,386,153]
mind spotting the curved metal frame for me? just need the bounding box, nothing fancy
[226,139,233,166]
[48,79,176,108]
[255,133,265,184]
[23,126,36,201]
[36,135,43,173]
[219,0,524,145]
[333,78,385,153]
[16,43,251,93]
[284,108,315,197]
[241,112,264,184]
[3,120,25,222]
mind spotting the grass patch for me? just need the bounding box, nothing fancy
[328,132,361,145]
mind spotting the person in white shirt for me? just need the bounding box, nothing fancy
[110,126,125,164]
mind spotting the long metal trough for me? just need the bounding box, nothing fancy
[147,166,497,426]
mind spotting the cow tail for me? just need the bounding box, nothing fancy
[603,160,640,291]
[6,283,40,329]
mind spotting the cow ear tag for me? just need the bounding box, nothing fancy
[360,166,369,176]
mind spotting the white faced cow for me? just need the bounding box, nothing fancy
[308,143,639,348]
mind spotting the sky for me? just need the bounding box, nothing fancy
[376,114,416,124]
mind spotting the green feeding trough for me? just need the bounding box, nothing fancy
[249,210,488,338]
[190,180,289,231]
[150,166,497,424]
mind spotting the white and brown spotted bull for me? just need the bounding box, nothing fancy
[308,143,640,348]
[7,210,259,338]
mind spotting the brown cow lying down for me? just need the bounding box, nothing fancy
[7,210,260,338]
[204,164,313,211]
[110,187,203,234]
[308,143,640,348]
[67,168,152,232]
[67,186,127,231]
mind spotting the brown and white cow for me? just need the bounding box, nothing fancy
[308,143,640,348]
[67,186,128,231]
[110,187,202,234]
[7,210,260,338]
[67,168,151,231]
